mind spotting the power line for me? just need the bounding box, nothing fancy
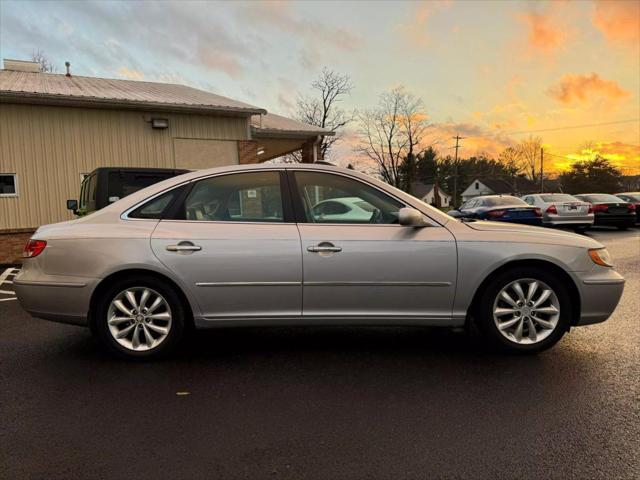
[465,118,640,139]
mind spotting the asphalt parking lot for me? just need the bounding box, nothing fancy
[1,228,638,480]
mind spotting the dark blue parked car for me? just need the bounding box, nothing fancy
[448,195,542,225]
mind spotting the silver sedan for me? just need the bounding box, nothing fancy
[15,164,624,358]
[521,193,594,231]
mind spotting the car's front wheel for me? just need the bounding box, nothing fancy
[475,267,571,354]
[93,276,186,359]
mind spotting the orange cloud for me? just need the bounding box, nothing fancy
[592,0,640,45]
[517,12,567,54]
[547,73,630,105]
[117,67,144,80]
[399,0,452,47]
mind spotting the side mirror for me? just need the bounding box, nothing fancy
[399,207,431,227]
[66,199,78,212]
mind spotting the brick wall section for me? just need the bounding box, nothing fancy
[301,139,317,163]
[237,140,258,164]
[0,230,35,265]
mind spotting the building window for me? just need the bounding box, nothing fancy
[0,174,18,197]
[475,182,479,190]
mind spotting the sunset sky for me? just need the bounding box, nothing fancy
[1,0,638,174]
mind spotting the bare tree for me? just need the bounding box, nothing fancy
[517,135,543,181]
[31,49,57,73]
[286,67,353,162]
[356,87,429,188]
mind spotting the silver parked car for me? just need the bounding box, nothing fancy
[15,164,624,358]
[521,193,594,231]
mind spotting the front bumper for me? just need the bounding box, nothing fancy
[574,268,625,326]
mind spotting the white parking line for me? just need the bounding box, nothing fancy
[0,267,18,302]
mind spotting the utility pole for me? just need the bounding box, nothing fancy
[540,147,544,193]
[452,135,464,207]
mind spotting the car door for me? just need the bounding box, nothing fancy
[151,170,302,320]
[289,169,457,321]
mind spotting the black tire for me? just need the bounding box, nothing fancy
[617,225,629,231]
[92,275,186,359]
[474,267,572,354]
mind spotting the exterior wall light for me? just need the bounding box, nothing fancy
[257,147,265,156]
[151,118,169,129]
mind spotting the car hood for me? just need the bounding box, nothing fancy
[465,220,602,248]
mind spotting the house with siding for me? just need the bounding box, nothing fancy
[460,177,540,203]
[0,59,331,263]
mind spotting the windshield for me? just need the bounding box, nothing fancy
[483,196,527,207]
[540,194,578,202]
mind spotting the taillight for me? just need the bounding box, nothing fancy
[587,203,593,214]
[534,208,542,217]
[23,239,47,258]
[546,204,557,214]
[628,204,636,212]
[487,209,506,218]
[593,204,608,213]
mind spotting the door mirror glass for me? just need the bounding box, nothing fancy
[66,199,78,211]
[399,207,431,227]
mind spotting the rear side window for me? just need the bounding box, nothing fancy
[129,189,179,219]
[175,171,284,222]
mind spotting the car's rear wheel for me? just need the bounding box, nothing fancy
[93,276,185,359]
[475,267,571,354]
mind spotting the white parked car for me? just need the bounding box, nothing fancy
[521,193,594,232]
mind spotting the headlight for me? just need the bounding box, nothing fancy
[588,248,613,267]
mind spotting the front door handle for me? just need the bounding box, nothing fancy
[307,242,342,253]
[166,241,202,253]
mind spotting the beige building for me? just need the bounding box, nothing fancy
[0,59,330,263]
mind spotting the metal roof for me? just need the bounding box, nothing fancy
[0,70,266,115]
[251,112,333,137]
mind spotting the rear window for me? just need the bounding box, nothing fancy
[540,194,578,202]
[483,196,528,207]
[581,194,625,203]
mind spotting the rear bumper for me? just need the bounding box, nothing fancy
[593,214,636,227]
[543,214,594,226]
[574,269,625,326]
[14,270,95,326]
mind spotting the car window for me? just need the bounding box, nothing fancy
[176,171,284,222]
[313,201,350,216]
[522,196,533,205]
[461,199,476,209]
[540,194,578,202]
[484,196,528,207]
[582,194,625,203]
[293,171,403,224]
[129,189,179,219]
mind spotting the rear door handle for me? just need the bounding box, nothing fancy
[166,241,202,253]
[307,243,342,253]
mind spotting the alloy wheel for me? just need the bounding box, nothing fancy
[492,278,560,345]
[106,287,172,351]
